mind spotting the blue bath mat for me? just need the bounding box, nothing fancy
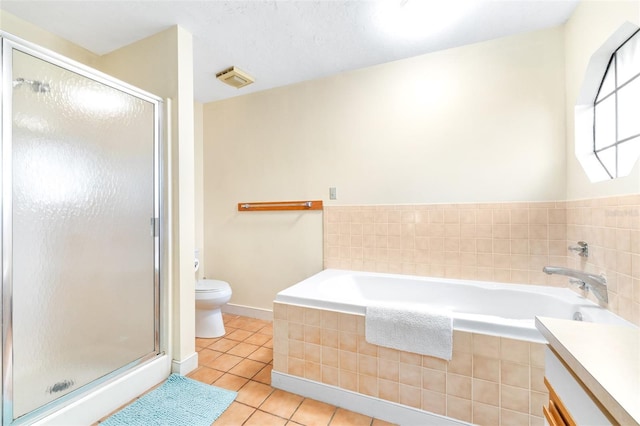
[101,374,237,426]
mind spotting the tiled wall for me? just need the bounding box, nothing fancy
[323,202,569,286]
[272,195,639,424]
[565,196,640,325]
[273,303,546,426]
[324,195,640,326]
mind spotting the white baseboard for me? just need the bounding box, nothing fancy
[34,355,170,426]
[222,303,273,321]
[271,371,469,426]
[171,351,198,375]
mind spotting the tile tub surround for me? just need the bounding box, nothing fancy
[565,196,640,325]
[323,195,640,326]
[189,314,395,426]
[323,202,569,286]
[273,303,546,426]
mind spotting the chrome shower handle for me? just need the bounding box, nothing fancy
[568,241,588,257]
[569,279,586,290]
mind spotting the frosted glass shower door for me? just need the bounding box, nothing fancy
[5,45,160,420]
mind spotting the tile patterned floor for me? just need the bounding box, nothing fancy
[190,313,396,426]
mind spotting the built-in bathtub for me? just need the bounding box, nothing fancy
[271,269,633,426]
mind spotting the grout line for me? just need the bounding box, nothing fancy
[326,406,339,425]
[287,397,308,425]
[240,405,257,426]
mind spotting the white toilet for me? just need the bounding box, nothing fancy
[195,279,232,338]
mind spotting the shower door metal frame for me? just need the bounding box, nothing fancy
[0,32,163,425]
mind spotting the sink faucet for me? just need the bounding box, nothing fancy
[542,266,608,303]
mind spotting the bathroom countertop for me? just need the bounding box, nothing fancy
[535,317,640,426]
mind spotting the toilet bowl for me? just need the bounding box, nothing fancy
[195,279,232,338]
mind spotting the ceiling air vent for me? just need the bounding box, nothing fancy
[216,66,254,89]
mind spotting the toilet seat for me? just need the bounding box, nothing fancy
[196,279,230,293]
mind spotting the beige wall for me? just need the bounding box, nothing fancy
[0,10,99,66]
[565,0,640,199]
[203,27,566,310]
[324,0,640,329]
[195,102,205,280]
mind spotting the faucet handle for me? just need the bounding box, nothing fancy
[569,278,586,290]
[568,241,588,257]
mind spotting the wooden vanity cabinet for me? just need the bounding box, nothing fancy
[543,376,577,426]
[543,348,614,426]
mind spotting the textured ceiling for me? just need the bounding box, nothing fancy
[0,0,579,103]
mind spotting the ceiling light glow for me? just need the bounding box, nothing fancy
[375,0,474,40]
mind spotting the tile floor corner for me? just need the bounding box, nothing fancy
[191,314,397,426]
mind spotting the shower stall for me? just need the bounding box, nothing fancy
[1,34,166,424]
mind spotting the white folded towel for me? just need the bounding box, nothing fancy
[365,303,453,360]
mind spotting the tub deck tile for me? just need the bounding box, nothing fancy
[191,313,397,426]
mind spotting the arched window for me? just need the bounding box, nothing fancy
[593,29,640,178]
[575,23,640,182]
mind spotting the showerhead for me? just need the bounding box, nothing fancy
[13,78,50,93]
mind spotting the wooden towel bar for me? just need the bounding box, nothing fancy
[237,200,323,211]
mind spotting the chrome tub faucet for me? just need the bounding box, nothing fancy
[542,266,608,303]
